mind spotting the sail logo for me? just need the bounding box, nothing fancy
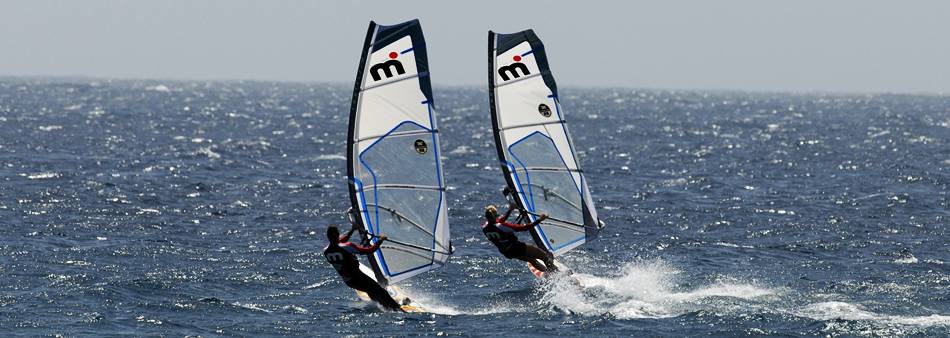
[413,139,428,154]
[498,54,530,81]
[370,51,406,81]
[538,103,552,117]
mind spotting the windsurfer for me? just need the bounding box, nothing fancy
[323,224,403,311]
[480,203,558,273]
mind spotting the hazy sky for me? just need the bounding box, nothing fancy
[2,1,948,93]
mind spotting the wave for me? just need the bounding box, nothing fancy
[796,301,950,327]
[315,154,346,161]
[538,259,778,319]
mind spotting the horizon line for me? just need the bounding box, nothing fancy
[1,74,947,98]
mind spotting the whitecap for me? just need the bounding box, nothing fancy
[196,146,221,159]
[24,172,60,180]
[136,208,161,215]
[796,301,950,327]
[146,84,171,92]
[894,256,918,264]
[232,302,272,313]
[449,146,473,154]
[38,125,63,131]
[316,154,345,161]
[661,178,687,187]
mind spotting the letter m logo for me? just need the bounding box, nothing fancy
[370,59,406,81]
[498,62,530,81]
[486,231,501,240]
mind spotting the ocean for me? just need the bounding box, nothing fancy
[1,78,947,337]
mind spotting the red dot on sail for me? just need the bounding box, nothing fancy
[389,52,398,59]
[513,55,522,62]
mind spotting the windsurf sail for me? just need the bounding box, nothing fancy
[488,30,603,256]
[347,19,451,286]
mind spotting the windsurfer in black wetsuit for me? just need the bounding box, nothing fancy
[480,203,558,273]
[323,224,403,311]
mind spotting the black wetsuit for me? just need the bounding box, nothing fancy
[481,216,557,272]
[481,217,529,258]
[323,238,402,311]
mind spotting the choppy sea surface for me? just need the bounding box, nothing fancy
[1,78,948,337]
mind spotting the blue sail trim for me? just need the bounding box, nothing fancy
[425,102,442,264]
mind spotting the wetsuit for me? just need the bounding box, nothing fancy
[481,213,557,272]
[323,233,402,311]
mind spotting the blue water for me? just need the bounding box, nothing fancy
[1,78,948,337]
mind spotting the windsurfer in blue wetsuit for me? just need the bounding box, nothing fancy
[480,203,558,273]
[323,224,403,311]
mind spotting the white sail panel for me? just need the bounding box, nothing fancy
[348,20,450,285]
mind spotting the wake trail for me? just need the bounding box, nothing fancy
[349,259,950,328]
[538,259,779,319]
[393,287,526,316]
[537,259,950,328]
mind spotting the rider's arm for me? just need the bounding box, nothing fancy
[351,237,386,254]
[502,213,548,231]
[527,214,547,227]
[339,227,357,243]
[498,203,517,223]
[500,221,533,232]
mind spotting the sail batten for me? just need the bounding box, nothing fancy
[488,30,602,256]
[347,20,450,285]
